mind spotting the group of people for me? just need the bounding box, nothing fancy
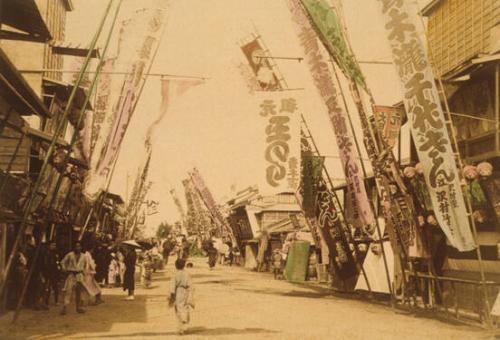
[58,240,139,314]
[202,237,237,270]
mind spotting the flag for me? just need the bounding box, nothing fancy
[256,93,301,195]
[301,152,324,218]
[240,37,282,91]
[84,6,167,199]
[377,0,475,251]
[287,0,375,230]
[300,0,366,90]
[316,181,357,280]
[373,105,403,148]
[145,78,204,151]
[190,168,236,243]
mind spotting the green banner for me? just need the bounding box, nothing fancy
[301,0,366,89]
[301,151,324,218]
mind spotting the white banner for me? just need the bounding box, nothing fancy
[255,93,301,196]
[377,0,475,251]
[84,4,167,200]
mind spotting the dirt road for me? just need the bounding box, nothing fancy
[0,257,492,339]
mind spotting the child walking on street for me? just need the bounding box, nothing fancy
[169,259,194,335]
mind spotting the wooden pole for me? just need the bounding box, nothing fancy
[9,0,119,321]
[300,114,374,295]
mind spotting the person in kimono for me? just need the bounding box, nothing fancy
[206,242,218,270]
[108,253,119,287]
[117,249,126,286]
[169,259,194,335]
[141,253,153,288]
[60,242,86,315]
[123,246,137,300]
[82,246,104,305]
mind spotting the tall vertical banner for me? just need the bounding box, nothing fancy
[84,5,167,199]
[287,0,375,230]
[300,0,367,91]
[257,93,301,195]
[377,0,474,251]
[189,168,236,244]
[316,181,357,279]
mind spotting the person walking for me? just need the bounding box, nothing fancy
[169,259,194,335]
[162,237,174,266]
[43,242,61,306]
[60,242,86,315]
[206,242,218,270]
[108,253,119,287]
[82,247,104,305]
[123,246,137,300]
[117,249,126,286]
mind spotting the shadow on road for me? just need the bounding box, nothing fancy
[79,327,279,338]
[0,291,162,339]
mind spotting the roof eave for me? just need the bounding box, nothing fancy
[420,0,443,17]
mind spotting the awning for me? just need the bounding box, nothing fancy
[27,127,89,170]
[103,192,125,205]
[27,127,68,147]
[0,49,51,117]
[43,77,93,111]
[1,0,52,42]
[50,41,100,58]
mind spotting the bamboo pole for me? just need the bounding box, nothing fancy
[9,0,119,322]
[415,8,494,328]
[0,3,106,297]
[300,114,373,295]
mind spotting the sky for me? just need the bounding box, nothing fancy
[65,0,430,236]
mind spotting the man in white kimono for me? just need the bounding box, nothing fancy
[60,242,86,315]
[169,259,194,335]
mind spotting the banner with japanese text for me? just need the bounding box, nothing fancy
[256,93,301,196]
[373,105,402,148]
[84,4,167,199]
[316,181,357,280]
[300,0,366,91]
[377,0,474,251]
[189,168,236,243]
[288,0,375,230]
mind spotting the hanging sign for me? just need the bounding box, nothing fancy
[377,0,475,251]
[373,105,402,148]
[257,93,301,195]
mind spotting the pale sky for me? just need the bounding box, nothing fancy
[66,0,429,236]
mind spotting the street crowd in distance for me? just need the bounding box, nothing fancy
[5,231,240,318]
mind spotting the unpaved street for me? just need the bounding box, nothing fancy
[0,258,491,340]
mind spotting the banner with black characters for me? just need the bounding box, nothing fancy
[377,0,474,251]
[316,181,357,280]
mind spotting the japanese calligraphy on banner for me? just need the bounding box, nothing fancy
[300,0,366,90]
[377,0,474,251]
[257,93,301,195]
[85,5,167,199]
[373,105,402,148]
[288,0,375,229]
[316,181,357,280]
[189,168,236,243]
